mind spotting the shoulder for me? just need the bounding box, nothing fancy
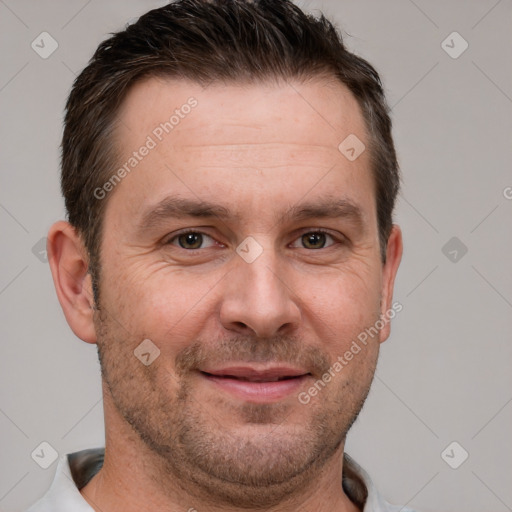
[344,454,421,512]
[25,448,104,512]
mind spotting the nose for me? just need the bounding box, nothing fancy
[219,248,301,338]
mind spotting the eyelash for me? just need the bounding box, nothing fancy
[165,228,344,250]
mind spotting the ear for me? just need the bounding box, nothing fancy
[378,224,403,343]
[47,221,97,344]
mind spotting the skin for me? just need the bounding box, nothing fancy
[48,76,402,512]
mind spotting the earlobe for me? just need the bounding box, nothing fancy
[378,224,403,343]
[47,221,97,344]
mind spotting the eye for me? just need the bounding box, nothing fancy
[167,231,217,250]
[290,230,338,250]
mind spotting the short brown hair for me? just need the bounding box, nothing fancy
[62,0,400,295]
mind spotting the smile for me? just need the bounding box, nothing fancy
[199,366,311,402]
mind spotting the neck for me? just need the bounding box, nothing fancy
[80,393,361,512]
[81,448,361,512]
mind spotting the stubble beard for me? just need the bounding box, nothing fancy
[94,307,378,508]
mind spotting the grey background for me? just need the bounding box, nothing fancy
[1,1,511,511]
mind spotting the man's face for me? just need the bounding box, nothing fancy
[93,77,396,505]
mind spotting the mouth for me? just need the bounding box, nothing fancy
[199,366,311,402]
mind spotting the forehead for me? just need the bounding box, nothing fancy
[116,76,366,148]
[106,76,375,228]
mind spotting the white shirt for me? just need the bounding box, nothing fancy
[26,448,417,512]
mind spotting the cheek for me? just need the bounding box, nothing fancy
[100,262,221,352]
[300,264,382,332]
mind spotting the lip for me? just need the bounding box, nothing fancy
[200,365,311,403]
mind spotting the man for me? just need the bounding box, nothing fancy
[28,0,408,510]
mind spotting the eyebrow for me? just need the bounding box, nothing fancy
[277,198,365,230]
[138,197,239,230]
[138,196,366,232]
